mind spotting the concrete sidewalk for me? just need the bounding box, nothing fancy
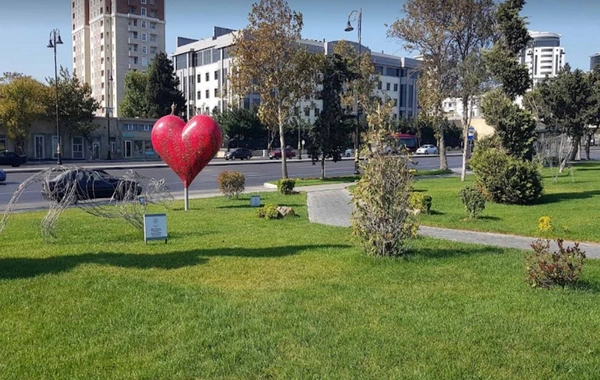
[305,186,600,259]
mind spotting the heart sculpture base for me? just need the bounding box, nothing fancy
[151,114,222,209]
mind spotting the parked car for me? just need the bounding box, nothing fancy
[268,148,296,159]
[344,148,353,157]
[416,144,439,155]
[0,169,6,183]
[0,151,27,167]
[225,148,253,160]
[41,169,142,203]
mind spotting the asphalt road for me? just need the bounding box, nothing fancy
[0,155,463,212]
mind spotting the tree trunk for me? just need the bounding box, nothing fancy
[320,154,325,180]
[568,136,579,162]
[278,103,288,179]
[585,133,592,160]
[460,96,470,182]
[437,115,448,170]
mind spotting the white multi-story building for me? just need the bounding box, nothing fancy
[442,97,482,119]
[71,0,166,117]
[172,27,420,122]
[518,30,565,85]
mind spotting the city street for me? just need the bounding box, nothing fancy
[0,154,463,212]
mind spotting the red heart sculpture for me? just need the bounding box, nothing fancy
[151,115,222,188]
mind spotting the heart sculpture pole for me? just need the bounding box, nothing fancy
[151,114,222,211]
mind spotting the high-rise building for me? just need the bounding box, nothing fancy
[172,27,421,122]
[591,52,600,71]
[71,0,166,117]
[518,31,565,85]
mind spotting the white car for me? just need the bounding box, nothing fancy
[344,148,353,157]
[416,144,439,155]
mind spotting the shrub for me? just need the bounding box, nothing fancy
[469,147,543,205]
[217,171,245,199]
[409,192,432,214]
[351,154,417,257]
[258,204,280,219]
[277,178,296,195]
[459,186,486,218]
[538,216,553,232]
[526,239,586,288]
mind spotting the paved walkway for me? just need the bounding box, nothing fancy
[305,186,600,259]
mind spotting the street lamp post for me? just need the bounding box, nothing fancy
[345,8,362,175]
[47,29,63,165]
[107,71,113,160]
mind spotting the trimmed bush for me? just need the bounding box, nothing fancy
[469,147,543,205]
[526,239,586,288]
[538,216,552,232]
[277,179,296,195]
[409,192,432,214]
[217,171,245,199]
[257,204,280,219]
[459,186,486,219]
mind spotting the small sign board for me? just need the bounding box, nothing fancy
[144,213,168,244]
[250,195,261,207]
[468,126,475,141]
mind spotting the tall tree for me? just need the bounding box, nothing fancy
[536,64,593,165]
[230,0,320,178]
[482,0,537,160]
[388,0,458,170]
[216,106,266,143]
[586,67,600,160]
[45,67,100,148]
[120,70,150,118]
[448,0,495,181]
[308,49,357,179]
[146,53,186,119]
[0,73,49,153]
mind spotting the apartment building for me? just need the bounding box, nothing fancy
[518,30,565,85]
[591,52,600,71]
[71,0,166,118]
[172,26,420,123]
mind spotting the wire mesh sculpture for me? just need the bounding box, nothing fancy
[0,166,174,240]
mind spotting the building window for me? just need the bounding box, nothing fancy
[149,9,156,18]
[141,0,146,3]
[142,45,147,54]
[141,20,147,29]
[141,7,147,16]
[377,81,382,90]
[141,33,147,41]
[214,71,219,80]
[205,90,210,99]
[394,83,398,92]
[150,34,156,42]
[304,108,310,117]
[205,72,209,81]
[197,74,201,83]
[150,0,155,4]
[150,46,156,54]
[386,83,391,91]
[214,88,218,97]
[197,91,201,99]
[143,125,150,131]
[142,57,148,66]
[393,99,398,106]
[150,22,156,29]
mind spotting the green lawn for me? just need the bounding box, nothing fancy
[1,192,600,378]
[415,161,600,242]
[276,169,453,187]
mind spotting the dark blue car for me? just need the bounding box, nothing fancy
[0,169,5,182]
[0,151,27,167]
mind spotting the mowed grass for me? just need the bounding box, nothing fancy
[274,169,453,187]
[1,192,600,378]
[415,161,600,243]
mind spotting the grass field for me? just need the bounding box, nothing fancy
[273,169,453,187]
[415,162,600,243]
[1,191,600,378]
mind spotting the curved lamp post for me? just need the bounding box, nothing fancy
[47,29,63,165]
[345,8,362,175]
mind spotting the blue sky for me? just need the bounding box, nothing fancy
[1,0,599,82]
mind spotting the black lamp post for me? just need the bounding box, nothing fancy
[107,71,113,160]
[47,29,63,165]
[345,8,362,175]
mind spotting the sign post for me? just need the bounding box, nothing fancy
[144,213,168,244]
